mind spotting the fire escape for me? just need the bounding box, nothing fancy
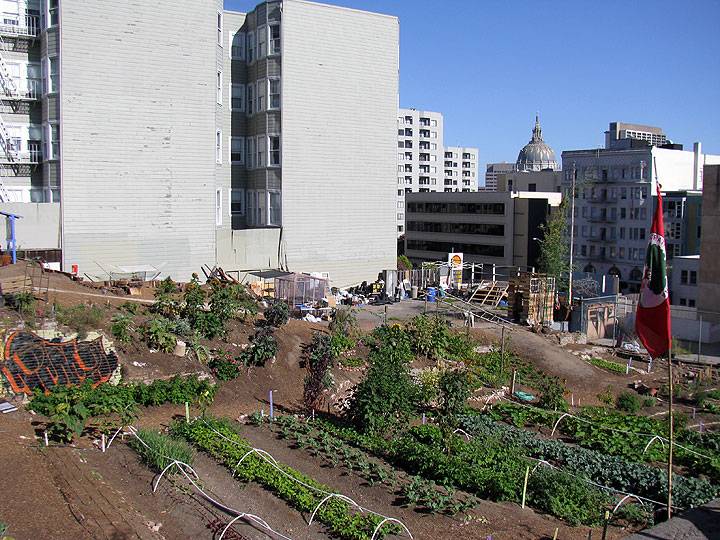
[0,12,40,203]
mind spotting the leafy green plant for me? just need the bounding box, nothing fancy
[120,301,140,315]
[348,325,419,434]
[339,356,365,368]
[209,350,241,381]
[590,357,627,374]
[407,315,451,359]
[616,391,642,413]
[528,467,608,526]
[193,310,224,339]
[142,317,176,353]
[240,327,278,367]
[174,417,397,540]
[155,276,178,295]
[330,332,356,357]
[397,255,413,271]
[436,369,470,430]
[181,274,206,325]
[55,304,105,338]
[30,376,216,442]
[597,386,615,406]
[8,291,35,316]
[129,428,194,472]
[264,300,290,327]
[110,313,134,343]
[304,333,335,411]
[537,378,568,412]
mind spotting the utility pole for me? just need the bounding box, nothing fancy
[568,163,577,326]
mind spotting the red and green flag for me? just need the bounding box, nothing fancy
[635,184,672,358]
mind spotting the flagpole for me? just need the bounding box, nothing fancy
[667,345,674,520]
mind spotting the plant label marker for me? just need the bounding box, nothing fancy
[269,390,274,420]
[521,465,530,508]
[185,402,190,423]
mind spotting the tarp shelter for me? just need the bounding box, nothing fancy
[275,272,329,307]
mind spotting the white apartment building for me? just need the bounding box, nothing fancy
[396,108,478,235]
[562,133,720,293]
[0,0,399,287]
[605,122,668,150]
[396,108,443,235]
[444,146,478,192]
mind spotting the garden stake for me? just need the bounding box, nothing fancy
[422,413,426,425]
[626,360,630,374]
[101,433,106,452]
[269,390,274,421]
[692,407,696,419]
[571,393,574,407]
[521,465,529,508]
[552,527,559,540]
[511,369,517,395]
[43,431,48,446]
[601,510,609,540]
[185,402,190,423]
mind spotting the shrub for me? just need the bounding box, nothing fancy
[616,391,642,413]
[642,397,656,408]
[240,327,278,367]
[129,428,194,472]
[528,467,608,526]
[597,386,615,406]
[209,351,241,381]
[437,369,470,429]
[407,315,451,359]
[264,300,290,327]
[304,333,335,411]
[120,301,140,315]
[397,255,413,271]
[155,276,178,295]
[182,274,206,325]
[348,325,419,434]
[8,291,36,316]
[193,310,224,339]
[142,317,176,353]
[110,313,133,343]
[538,378,568,412]
[329,307,359,336]
[55,304,105,338]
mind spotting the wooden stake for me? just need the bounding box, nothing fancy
[511,369,517,395]
[521,465,530,508]
[101,433,106,452]
[601,510,610,540]
[501,326,506,372]
[43,431,48,446]
[185,401,190,423]
[667,350,674,520]
[552,527,559,540]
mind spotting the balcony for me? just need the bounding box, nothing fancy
[0,142,42,165]
[0,15,39,39]
[0,80,41,101]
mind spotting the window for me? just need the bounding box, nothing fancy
[690,271,697,285]
[48,0,58,27]
[246,137,255,168]
[215,188,222,226]
[46,123,58,160]
[231,137,244,164]
[48,57,58,93]
[269,191,281,225]
[679,298,687,306]
[216,71,222,104]
[246,190,264,226]
[231,188,245,215]
[215,130,222,163]
[269,24,280,55]
[247,31,255,62]
[231,32,245,59]
[217,12,223,45]
[269,78,280,109]
[231,84,244,111]
[528,183,536,192]
[246,83,254,114]
[688,299,696,308]
[255,80,265,112]
[257,25,267,58]
[256,134,265,167]
[268,135,280,166]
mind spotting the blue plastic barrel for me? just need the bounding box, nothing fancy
[427,287,437,303]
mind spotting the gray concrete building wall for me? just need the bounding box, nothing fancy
[483,162,514,191]
[280,0,398,286]
[59,0,220,280]
[0,201,59,249]
[670,255,699,307]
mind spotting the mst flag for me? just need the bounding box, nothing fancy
[635,184,672,358]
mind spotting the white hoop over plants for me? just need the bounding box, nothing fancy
[308,493,363,525]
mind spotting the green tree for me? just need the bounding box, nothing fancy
[538,199,569,290]
[437,369,471,431]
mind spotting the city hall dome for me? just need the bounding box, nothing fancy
[516,115,559,172]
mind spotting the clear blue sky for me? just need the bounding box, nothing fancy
[224,0,720,175]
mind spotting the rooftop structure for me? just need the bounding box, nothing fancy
[516,115,559,172]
